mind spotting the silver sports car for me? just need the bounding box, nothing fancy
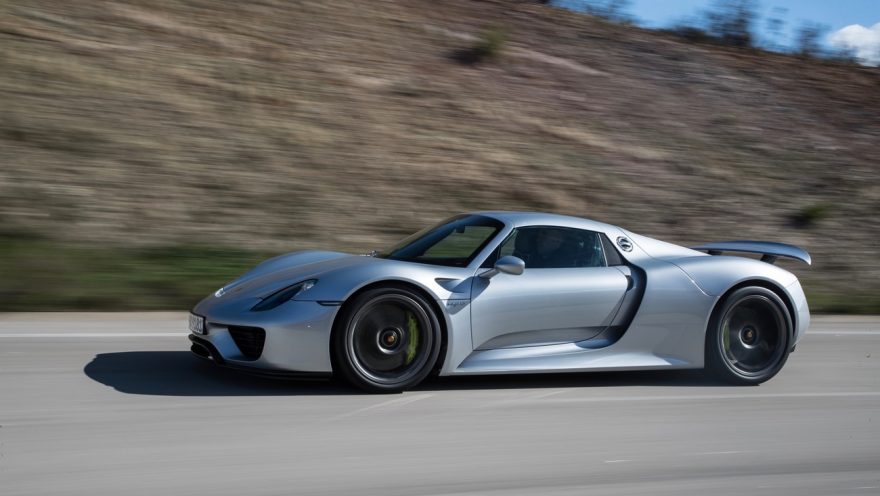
[189,212,810,392]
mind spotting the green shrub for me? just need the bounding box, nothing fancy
[791,203,830,228]
[666,25,715,44]
[453,28,507,65]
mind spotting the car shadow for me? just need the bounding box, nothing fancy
[418,369,727,391]
[84,351,350,396]
[85,351,729,396]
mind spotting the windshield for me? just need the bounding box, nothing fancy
[377,215,504,267]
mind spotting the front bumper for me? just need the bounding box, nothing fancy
[189,299,341,374]
[189,334,330,379]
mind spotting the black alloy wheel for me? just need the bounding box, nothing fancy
[333,286,441,393]
[706,286,792,385]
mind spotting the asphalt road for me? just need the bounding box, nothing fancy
[1,313,878,496]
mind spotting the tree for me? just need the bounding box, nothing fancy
[794,22,828,58]
[550,0,632,23]
[705,0,758,47]
[764,7,788,51]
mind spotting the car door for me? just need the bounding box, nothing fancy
[469,226,629,350]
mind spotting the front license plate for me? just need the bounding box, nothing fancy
[189,313,206,335]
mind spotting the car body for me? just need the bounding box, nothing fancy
[189,212,810,392]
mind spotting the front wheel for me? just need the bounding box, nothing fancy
[706,286,792,385]
[332,286,441,393]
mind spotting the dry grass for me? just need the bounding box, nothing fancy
[1,0,879,311]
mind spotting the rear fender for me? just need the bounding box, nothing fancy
[668,256,798,297]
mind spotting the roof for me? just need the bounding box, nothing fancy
[470,211,621,234]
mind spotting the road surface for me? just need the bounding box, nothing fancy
[1,313,878,495]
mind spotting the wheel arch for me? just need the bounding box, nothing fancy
[707,279,798,345]
[328,279,450,376]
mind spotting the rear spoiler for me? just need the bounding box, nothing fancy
[691,241,811,265]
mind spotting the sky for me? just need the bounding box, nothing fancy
[629,0,878,33]
[574,0,880,65]
[628,0,880,65]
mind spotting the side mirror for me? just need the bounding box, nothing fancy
[480,255,525,279]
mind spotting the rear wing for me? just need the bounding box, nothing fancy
[691,241,811,265]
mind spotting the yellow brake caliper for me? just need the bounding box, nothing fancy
[405,312,419,365]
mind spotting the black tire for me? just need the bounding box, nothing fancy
[332,285,441,393]
[706,286,792,385]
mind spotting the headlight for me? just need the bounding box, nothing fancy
[251,279,317,312]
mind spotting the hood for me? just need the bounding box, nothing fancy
[213,250,376,301]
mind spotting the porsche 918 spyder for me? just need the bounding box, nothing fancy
[188,212,810,392]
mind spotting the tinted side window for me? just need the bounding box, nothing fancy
[490,227,607,269]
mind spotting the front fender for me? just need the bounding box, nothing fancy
[296,260,475,303]
[293,260,476,376]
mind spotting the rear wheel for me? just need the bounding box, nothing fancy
[332,286,441,393]
[706,286,792,385]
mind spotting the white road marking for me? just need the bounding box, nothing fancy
[0,333,189,338]
[521,389,568,401]
[1,331,874,338]
[545,391,880,404]
[604,459,631,463]
[330,393,433,420]
[809,331,880,335]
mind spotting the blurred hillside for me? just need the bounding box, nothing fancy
[1,0,879,311]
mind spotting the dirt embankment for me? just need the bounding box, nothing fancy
[1,0,878,311]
